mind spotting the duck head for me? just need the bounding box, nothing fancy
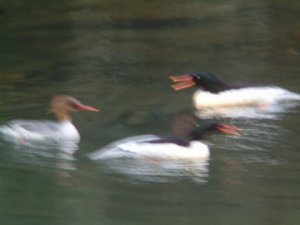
[189,118,241,140]
[51,95,99,121]
[170,72,228,93]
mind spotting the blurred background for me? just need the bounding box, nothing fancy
[0,0,300,225]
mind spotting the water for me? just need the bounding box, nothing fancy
[0,0,300,224]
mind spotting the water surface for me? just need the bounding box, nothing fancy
[0,0,300,225]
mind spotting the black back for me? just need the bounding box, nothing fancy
[140,118,221,147]
[144,135,190,147]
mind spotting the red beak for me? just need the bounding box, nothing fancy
[169,74,196,91]
[216,124,242,136]
[75,103,99,112]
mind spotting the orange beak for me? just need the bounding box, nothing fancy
[169,74,196,91]
[216,124,242,136]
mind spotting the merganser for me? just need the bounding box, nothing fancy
[88,119,240,161]
[0,95,99,151]
[170,72,300,109]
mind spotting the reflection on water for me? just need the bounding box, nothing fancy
[98,158,209,183]
[1,142,77,171]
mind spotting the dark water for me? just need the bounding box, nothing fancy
[0,0,300,224]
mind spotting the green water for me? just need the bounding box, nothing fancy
[0,0,300,224]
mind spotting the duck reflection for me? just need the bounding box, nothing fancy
[98,157,209,183]
[1,141,77,171]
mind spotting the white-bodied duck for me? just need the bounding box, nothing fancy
[170,71,300,109]
[89,118,240,161]
[0,95,99,150]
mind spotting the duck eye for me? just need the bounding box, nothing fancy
[192,74,201,82]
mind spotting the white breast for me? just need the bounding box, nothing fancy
[193,87,300,108]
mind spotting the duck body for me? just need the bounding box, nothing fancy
[89,135,210,160]
[89,119,240,161]
[170,72,300,108]
[193,86,300,109]
[0,120,80,145]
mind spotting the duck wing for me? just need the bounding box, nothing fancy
[5,120,61,134]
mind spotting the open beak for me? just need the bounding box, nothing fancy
[76,104,100,112]
[169,74,196,91]
[217,124,242,136]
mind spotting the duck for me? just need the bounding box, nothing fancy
[88,118,240,161]
[0,95,99,151]
[170,71,300,109]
